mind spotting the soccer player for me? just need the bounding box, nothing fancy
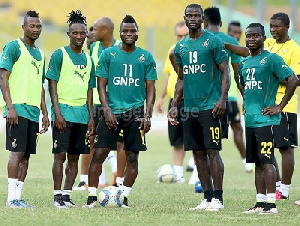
[240,23,297,214]
[86,26,95,50]
[168,4,229,211]
[83,15,157,208]
[156,21,189,183]
[46,10,95,208]
[73,17,121,191]
[265,13,300,201]
[228,21,242,42]
[0,10,49,208]
[203,7,253,173]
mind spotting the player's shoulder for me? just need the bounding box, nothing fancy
[2,39,20,51]
[135,47,154,60]
[264,37,275,47]
[114,39,122,46]
[219,32,239,45]
[286,39,300,50]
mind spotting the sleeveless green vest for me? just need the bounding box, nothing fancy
[0,39,44,108]
[57,48,92,106]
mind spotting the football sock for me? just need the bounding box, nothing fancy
[99,166,106,185]
[276,181,281,191]
[80,174,88,184]
[280,184,290,197]
[267,193,276,204]
[88,187,97,196]
[62,190,71,196]
[16,181,24,200]
[107,151,117,173]
[174,165,183,180]
[213,190,223,202]
[121,186,132,197]
[116,177,124,186]
[256,193,267,203]
[54,190,62,195]
[7,178,17,202]
[187,156,195,168]
[204,190,213,202]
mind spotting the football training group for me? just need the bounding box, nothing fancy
[1,3,300,213]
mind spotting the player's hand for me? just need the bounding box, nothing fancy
[87,118,94,137]
[156,97,164,114]
[7,107,18,126]
[40,114,50,134]
[55,113,66,133]
[212,99,226,118]
[262,105,283,116]
[103,107,118,130]
[139,116,151,133]
[167,106,179,125]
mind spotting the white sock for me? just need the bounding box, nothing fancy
[7,178,17,202]
[80,174,88,184]
[189,167,199,184]
[280,184,291,197]
[62,190,71,196]
[88,187,97,196]
[107,151,117,173]
[188,156,195,168]
[242,158,246,165]
[121,186,132,197]
[116,177,124,186]
[54,190,62,195]
[256,193,267,203]
[245,163,254,172]
[174,165,183,180]
[276,181,281,191]
[16,181,24,200]
[267,193,276,204]
[99,166,106,185]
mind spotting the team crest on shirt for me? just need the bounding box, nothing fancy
[138,54,145,62]
[260,57,267,65]
[202,39,209,47]
[11,139,17,148]
[74,70,86,82]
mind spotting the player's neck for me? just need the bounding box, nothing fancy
[250,47,264,57]
[102,36,115,48]
[189,28,204,39]
[276,35,290,44]
[21,36,35,48]
[68,44,82,54]
[207,25,220,33]
[120,43,136,53]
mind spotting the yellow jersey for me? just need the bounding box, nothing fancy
[164,44,177,99]
[265,38,300,113]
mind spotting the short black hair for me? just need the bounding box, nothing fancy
[120,15,138,30]
[228,21,241,32]
[246,23,265,36]
[203,7,221,25]
[185,3,203,15]
[23,10,39,24]
[89,26,93,32]
[271,12,290,26]
[67,10,87,26]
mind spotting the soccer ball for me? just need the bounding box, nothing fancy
[157,164,177,183]
[98,186,124,207]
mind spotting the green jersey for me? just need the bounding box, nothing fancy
[0,39,45,122]
[96,45,157,114]
[46,46,96,124]
[212,32,241,101]
[174,31,228,112]
[239,50,294,128]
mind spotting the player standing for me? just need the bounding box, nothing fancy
[83,15,157,208]
[0,10,49,208]
[46,10,95,208]
[240,23,297,214]
[168,4,229,211]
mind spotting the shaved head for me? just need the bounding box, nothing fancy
[94,17,114,33]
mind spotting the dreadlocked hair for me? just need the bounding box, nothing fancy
[67,10,87,26]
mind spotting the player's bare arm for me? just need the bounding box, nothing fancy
[213,61,230,117]
[168,68,183,125]
[86,88,94,136]
[49,79,66,132]
[224,42,250,57]
[140,80,155,133]
[263,74,298,115]
[0,68,18,125]
[232,62,244,96]
[169,48,179,75]
[40,86,50,133]
[98,77,118,130]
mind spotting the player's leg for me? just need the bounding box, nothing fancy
[116,139,126,186]
[106,150,117,185]
[257,126,277,214]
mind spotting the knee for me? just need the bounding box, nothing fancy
[126,152,139,165]
[91,149,109,164]
[54,153,66,164]
[207,150,219,160]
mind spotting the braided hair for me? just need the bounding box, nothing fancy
[67,10,87,26]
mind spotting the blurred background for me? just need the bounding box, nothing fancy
[0,0,299,131]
